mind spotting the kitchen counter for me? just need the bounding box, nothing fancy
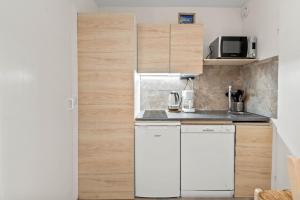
[135,110,270,122]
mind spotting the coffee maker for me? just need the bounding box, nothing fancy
[181,90,195,113]
[180,75,196,113]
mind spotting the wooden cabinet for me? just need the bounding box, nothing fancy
[138,24,170,73]
[137,24,203,74]
[78,13,135,200]
[235,124,273,197]
[170,24,203,74]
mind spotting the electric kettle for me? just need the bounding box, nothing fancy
[168,91,181,111]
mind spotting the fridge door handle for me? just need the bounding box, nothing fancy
[153,134,162,137]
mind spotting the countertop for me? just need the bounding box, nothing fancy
[135,110,270,122]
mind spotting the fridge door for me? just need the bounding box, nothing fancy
[135,125,180,197]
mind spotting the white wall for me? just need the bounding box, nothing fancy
[270,0,300,190]
[98,6,243,57]
[272,123,293,189]
[278,0,300,156]
[246,0,300,190]
[0,0,99,199]
[0,1,74,199]
[242,0,279,59]
[76,0,98,12]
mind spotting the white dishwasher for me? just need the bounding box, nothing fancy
[181,125,235,198]
[135,122,180,198]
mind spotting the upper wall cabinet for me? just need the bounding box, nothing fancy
[170,24,203,74]
[138,24,170,73]
[137,24,203,74]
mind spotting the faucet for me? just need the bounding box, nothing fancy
[228,85,232,112]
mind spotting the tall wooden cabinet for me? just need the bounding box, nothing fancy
[137,24,203,74]
[235,124,273,197]
[78,13,135,199]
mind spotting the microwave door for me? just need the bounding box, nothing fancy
[221,37,248,58]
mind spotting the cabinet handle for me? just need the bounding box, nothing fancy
[154,134,162,137]
[203,128,215,132]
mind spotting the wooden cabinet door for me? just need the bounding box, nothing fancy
[235,124,273,197]
[138,24,170,73]
[170,24,203,74]
[78,13,135,200]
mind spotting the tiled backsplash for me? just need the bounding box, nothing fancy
[138,56,278,118]
[194,65,242,110]
[139,65,243,111]
[140,75,187,111]
[242,56,278,118]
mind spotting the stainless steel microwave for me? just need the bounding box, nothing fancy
[209,36,257,59]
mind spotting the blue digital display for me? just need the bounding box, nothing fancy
[179,14,194,24]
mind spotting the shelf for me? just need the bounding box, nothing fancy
[204,59,258,66]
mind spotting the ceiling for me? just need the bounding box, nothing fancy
[95,0,249,7]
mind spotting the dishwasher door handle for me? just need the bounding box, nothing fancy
[202,128,216,132]
[137,126,180,131]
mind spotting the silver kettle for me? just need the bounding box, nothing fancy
[168,91,181,111]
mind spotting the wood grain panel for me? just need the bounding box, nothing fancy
[170,24,203,74]
[171,45,203,74]
[79,131,133,172]
[78,52,136,71]
[79,90,132,106]
[204,59,258,66]
[171,24,203,45]
[138,24,170,72]
[235,124,273,197]
[79,105,133,129]
[78,71,133,88]
[78,13,135,199]
[288,157,300,200]
[78,13,135,32]
[78,31,135,53]
[78,13,135,53]
[79,173,134,200]
[78,71,133,105]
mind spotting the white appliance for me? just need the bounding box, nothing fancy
[182,90,195,113]
[247,36,257,58]
[181,125,235,198]
[209,36,257,59]
[168,91,181,111]
[135,122,180,197]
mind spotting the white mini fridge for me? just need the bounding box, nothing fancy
[135,122,180,198]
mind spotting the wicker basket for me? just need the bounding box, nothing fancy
[255,188,293,200]
[253,157,300,200]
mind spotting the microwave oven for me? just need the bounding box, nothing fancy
[209,36,257,59]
